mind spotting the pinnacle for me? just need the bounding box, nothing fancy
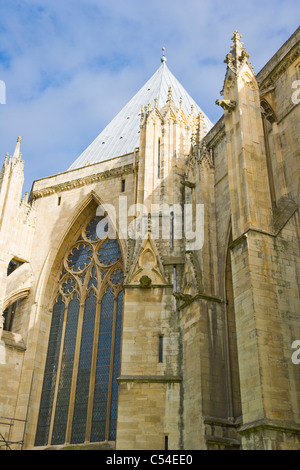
[224,30,251,74]
[12,136,22,160]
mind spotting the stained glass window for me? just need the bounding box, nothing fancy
[109,290,124,440]
[35,296,65,446]
[90,287,114,442]
[51,294,79,445]
[71,290,96,444]
[35,216,124,447]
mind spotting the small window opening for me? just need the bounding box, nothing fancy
[173,266,177,292]
[157,138,161,179]
[58,196,61,206]
[170,205,174,249]
[121,179,125,192]
[159,335,163,363]
[165,436,168,450]
[7,259,23,276]
[173,266,178,311]
[3,301,17,331]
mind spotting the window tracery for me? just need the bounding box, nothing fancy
[35,216,124,446]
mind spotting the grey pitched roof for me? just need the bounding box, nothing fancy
[68,60,213,170]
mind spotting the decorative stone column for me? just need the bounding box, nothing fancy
[0,312,3,340]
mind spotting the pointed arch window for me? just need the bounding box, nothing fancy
[35,216,124,447]
[157,138,161,179]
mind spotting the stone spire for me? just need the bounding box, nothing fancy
[69,56,213,170]
[12,136,22,161]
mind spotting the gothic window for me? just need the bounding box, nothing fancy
[3,301,17,331]
[7,258,24,276]
[157,138,161,179]
[35,216,124,447]
[158,335,163,363]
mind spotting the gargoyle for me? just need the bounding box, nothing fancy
[181,180,196,189]
[173,292,194,305]
[215,99,236,112]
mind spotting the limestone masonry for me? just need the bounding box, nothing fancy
[0,28,299,450]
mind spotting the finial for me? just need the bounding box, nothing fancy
[179,97,182,108]
[225,30,251,74]
[154,98,158,108]
[167,86,173,103]
[161,47,167,63]
[232,30,242,43]
[22,191,29,204]
[12,136,21,160]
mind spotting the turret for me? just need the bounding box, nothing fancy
[0,136,24,230]
[0,137,25,316]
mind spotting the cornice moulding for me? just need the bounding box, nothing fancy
[258,44,300,92]
[31,164,134,200]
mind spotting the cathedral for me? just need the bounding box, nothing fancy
[0,27,299,450]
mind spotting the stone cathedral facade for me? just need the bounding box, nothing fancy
[0,28,299,450]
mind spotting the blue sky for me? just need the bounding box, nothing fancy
[0,0,299,193]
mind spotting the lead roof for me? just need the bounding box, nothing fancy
[69,59,213,170]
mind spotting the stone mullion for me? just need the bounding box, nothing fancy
[153,122,156,195]
[65,298,86,443]
[105,296,118,441]
[85,295,102,442]
[47,297,69,445]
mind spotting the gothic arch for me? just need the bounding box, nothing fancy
[3,288,30,312]
[223,221,242,419]
[31,191,125,310]
[33,191,125,447]
[260,98,277,124]
[125,233,167,286]
[3,262,33,311]
[53,191,126,274]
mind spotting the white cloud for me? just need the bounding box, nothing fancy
[0,0,299,193]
